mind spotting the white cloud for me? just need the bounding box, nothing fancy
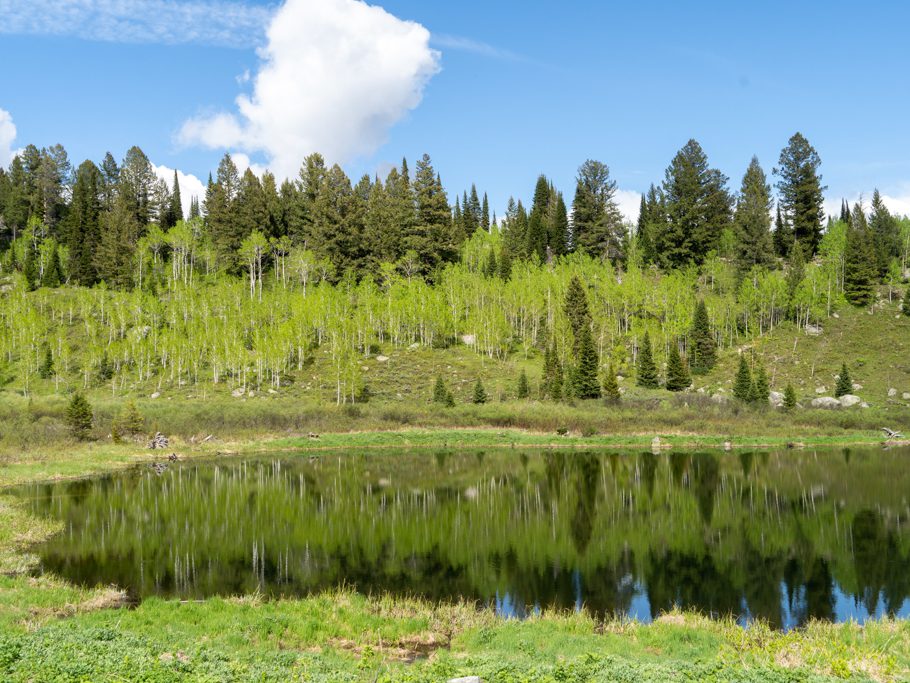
[615,189,642,225]
[0,0,271,48]
[0,107,18,167]
[825,189,910,220]
[178,0,440,179]
[152,163,206,220]
[431,34,525,62]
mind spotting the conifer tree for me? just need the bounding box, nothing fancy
[65,160,103,285]
[41,248,61,287]
[733,156,774,272]
[783,384,797,410]
[903,286,910,317]
[433,376,449,404]
[602,363,620,403]
[835,363,853,398]
[733,355,753,402]
[571,159,625,260]
[689,300,717,374]
[66,391,93,440]
[772,203,792,258]
[118,400,145,435]
[665,343,691,391]
[411,154,453,272]
[774,133,826,256]
[517,370,530,399]
[572,326,601,399]
[481,192,490,232]
[38,346,54,379]
[564,275,593,357]
[548,191,569,256]
[498,244,512,280]
[636,332,659,388]
[843,204,877,306]
[472,378,488,404]
[839,200,851,224]
[527,175,551,261]
[786,241,806,318]
[869,189,899,278]
[752,364,770,404]
[638,184,664,265]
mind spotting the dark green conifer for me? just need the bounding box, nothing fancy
[572,327,601,399]
[834,363,853,398]
[118,399,145,435]
[564,275,593,357]
[783,383,797,409]
[636,332,659,388]
[665,343,691,392]
[66,391,94,440]
[433,376,449,404]
[733,355,753,402]
[843,205,877,306]
[903,287,910,317]
[733,156,774,272]
[752,364,770,405]
[689,300,717,374]
[517,370,530,399]
[774,133,826,256]
[472,378,488,404]
[38,346,54,379]
[786,242,806,318]
[602,363,620,403]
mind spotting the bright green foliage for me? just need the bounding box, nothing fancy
[636,332,659,388]
[38,347,54,380]
[472,378,487,404]
[572,327,601,399]
[733,157,774,272]
[843,205,877,306]
[657,139,733,267]
[571,159,625,260]
[664,343,691,392]
[66,392,93,440]
[752,364,770,405]
[733,355,753,402]
[516,370,530,399]
[602,363,620,402]
[783,383,797,409]
[775,132,825,256]
[835,363,853,398]
[689,300,717,374]
[786,242,806,318]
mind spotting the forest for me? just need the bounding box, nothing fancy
[1,132,909,405]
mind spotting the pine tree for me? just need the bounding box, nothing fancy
[517,370,530,399]
[472,378,488,404]
[636,332,659,388]
[869,189,899,278]
[65,160,103,285]
[689,300,717,374]
[903,286,910,317]
[786,241,806,318]
[118,399,145,435]
[564,275,593,357]
[38,346,54,379]
[410,154,452,272]
[41,248,61,287]
[541,344,563,400]
[843,204,876,306]
[638,184,663,265]
[602,363,620,403]
[774,133,826,256]
[835,363,853,398]
[571,159,625,260]
[548,191,569,256]
[752,364,770,405]
[783,384,797,409]
[22,243,38,290]
[527,175,551,261]
[433,376,449,404]
[839,199,851,224]
[572,327,601,399]
[481,192,490,232]
[733,355,753,402]
[665,343,691,392]
[66,391,93,440]
[659,139,733,267]
[772,203,792,258]
[733,156,774,272]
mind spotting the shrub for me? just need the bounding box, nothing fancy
[66,392,93,440]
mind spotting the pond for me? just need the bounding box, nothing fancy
[14,447,910,629]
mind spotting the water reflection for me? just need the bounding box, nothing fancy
[14,447,910,629]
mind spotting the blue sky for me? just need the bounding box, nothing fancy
[2,0,910,220]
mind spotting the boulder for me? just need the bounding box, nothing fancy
[710,394,728,404]
[888,388,898,397]
[375,355,389,362]
[408,342,420,350]
[838,394,862,408]
[460,334,476,345]
[815,386,827,394]
[150,391,161,399]
[769,391,784,407]
[231,388,244,397]
[853,383,863,390]
[811,396,841,409]
[805,324,823,336]
[448,678,483,683]
[904,393,910,400]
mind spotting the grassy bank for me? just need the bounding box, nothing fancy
[1,433,909,680]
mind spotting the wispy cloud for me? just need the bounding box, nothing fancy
[0,108,18,167]
[432,33,527,62]
[0,0,273,48]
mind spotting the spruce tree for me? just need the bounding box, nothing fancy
[571,159,625,260]
[843,204,877,306]
[66,391,93,440]
[665,343,691,392]
[752,364,770,405]
[733,156,774,272]
[774,133,826,256]
[433,376,449,404]
[786,241,806,318]
[38,346,54,379]
[481,192,490,232]
[517,370,530,399]
[527,175,551,261]
[903,286,910,317]
[572,327,601,399]
[564,275,593,357]
[472,378,488,404]
[869,189,899,278]
[118,399,145,435]
[689,300,717,374]
[733,355,753,402]
[783,383,797,410]
[602,363,621,403]
[65,160,103,285]
[835,363,853,398]
[772,203,792,258]
[636,332,659,388]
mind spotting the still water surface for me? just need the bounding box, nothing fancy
[16,447,910,629]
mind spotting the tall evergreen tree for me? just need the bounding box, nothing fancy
[548,190,569,256]
[571,159,625,260]
[689,299,717,374]
[839,199,851,225]
[843,203,877,306]
[160,170,182,229]
[774,133,826,256]
[658,139,732,267]
[472,378,488,404]
[733,355,753,402]
[869,189,899,278]
[636,332,659,388]
[783,384,797,410]
[481,192,490,231]
[527,175,551,261]
[665,342,691,392]
[835,363,853,398]
[516,369,530,399]
[563,275,593,356]
[206,153,242,267]
[65,160,103,285]
[638,184,663,265]
[733,156,774,272]
[772,203,793,258]
[119,146,156,228]
[95,193,139,288]
[752,363,770,405]
[66,391,94,440]
[503,198,528,259]
[410,154,453,273]
[602,363,620,403]
[572,326,601,399]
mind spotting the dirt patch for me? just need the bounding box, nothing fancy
[655,614,688,626]
[330,632,447,663]
[28,587,133,621]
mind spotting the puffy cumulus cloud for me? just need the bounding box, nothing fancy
[826,189,910,220]
[152,164,206,220]
[0,108,18,167]
[178,0,440,179]
[615,189,642,225]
